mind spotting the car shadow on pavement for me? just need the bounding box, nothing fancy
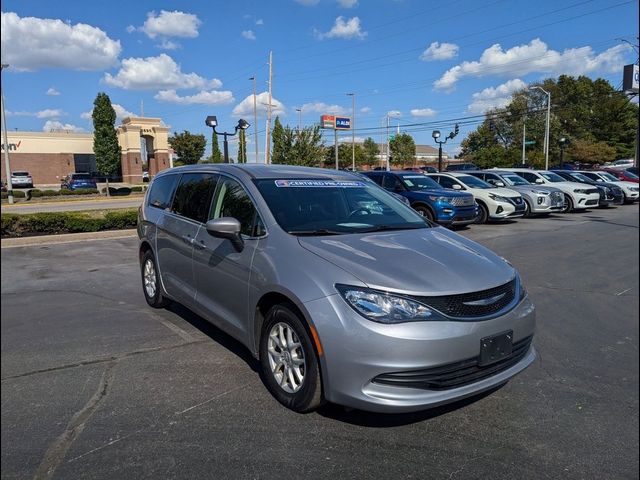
[166,302,260,373]
[316,383,506,427]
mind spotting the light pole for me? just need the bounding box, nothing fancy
[558,137,569,168]
[295,108,302,132]
[530,86,551,170]
[205,116,250,163]
[432,124,459,172]
[347,93,355,171]
[1,63,14,204]
[249,76,258,163]
[385,111,400,171]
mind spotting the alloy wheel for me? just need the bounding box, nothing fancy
[143,258,157,298]
[267,322,306,393]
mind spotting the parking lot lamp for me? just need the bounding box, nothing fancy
[529,86,551,170]
[1,63,14,204]
[205,116,251,163]
[558,137,569,168]
[432,124,459,172]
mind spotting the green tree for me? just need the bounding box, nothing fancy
[237,129,247,163]
[271,117,289,164]
[92,93,121,179]
[206,131,223,163]
[363,137,379,168]
[389,133,416,167]
[291,125,326,167]
[168,131,206,165]
[568,138,617,164]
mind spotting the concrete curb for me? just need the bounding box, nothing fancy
[1,229,138,248]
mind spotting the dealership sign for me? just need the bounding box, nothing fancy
[320,115,351,130]
[623,64,639,93]
[1,141,21,151]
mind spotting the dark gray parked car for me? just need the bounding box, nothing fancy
[138,164,536,413]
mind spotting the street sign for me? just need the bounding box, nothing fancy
[320,115,335,129]
[335,117,351,130]
[524,140,536,145]
[389,134,396,141]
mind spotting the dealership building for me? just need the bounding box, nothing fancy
[1,117,171,185]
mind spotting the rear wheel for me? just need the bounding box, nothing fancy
[260,304,323,413]
[561,194,574,213]
[141,250,170,308]
[413,205,434,222]
[475,202,489,224]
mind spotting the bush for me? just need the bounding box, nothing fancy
[1,210,138,237]
[100,187,132,196]
[1,190,26,199]
[60,188,99,196]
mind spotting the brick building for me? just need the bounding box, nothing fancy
[1,117,170,185]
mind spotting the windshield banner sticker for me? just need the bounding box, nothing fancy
[275,180,366,188]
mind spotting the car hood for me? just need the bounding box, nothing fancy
[298,227,514,296]
[508,185,563,195]
[408,189,472,198]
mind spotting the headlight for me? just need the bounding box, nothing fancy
[573,188,590,194]
[630,187,639,192]
[488,193,510,202]
[531,189,550,195]
[336,285,445,323]
[428,195,453,203]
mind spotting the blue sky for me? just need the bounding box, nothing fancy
[1,0,638,158]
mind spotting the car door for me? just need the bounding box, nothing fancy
[156,172,217,304]
[192,175,264,343]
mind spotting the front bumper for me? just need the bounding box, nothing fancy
[305,293,536,413]
[529,193,565,213]
[489,201,524,220]
[572,192,600,209]
[437,205,478,226]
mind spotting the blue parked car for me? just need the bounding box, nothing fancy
[361,171,478,226]
[61,173,98,190]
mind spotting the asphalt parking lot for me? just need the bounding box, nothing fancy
[1,206,638,479]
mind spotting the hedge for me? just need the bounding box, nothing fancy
[1,190,26,199]
[1,210,138,237]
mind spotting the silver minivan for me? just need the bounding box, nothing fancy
[138,164,536,413]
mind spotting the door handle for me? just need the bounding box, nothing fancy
[181,234,192,245]
[192,239,206,250]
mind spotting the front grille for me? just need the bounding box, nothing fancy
[450,196,475,207]
[585,199,599,206]
[372,335,533,391]
[413,279,516,319]
[509,196,523,205]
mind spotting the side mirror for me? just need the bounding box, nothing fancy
[205,217,244,252]
[534,178,544,184]
[452,184,462,190]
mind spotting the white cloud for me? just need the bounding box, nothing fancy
[387,110,402,117]
[338,0,359,7]
[0,12,121,71]
[232,92,285,118]
[360,106,371,113]
[103,54,222,91]
[126,25,136,34]
[43,120,84,132]
[294,0,320,5]
[300,102,349,116]
[140,10,201,39]
[410,108,437,117]
[81,104,137,122]
[420,42,459,61]
[242,30,256,40]
[46,87,60,96]
[7,109,65,119]
[434,38,630,92]
[315,16,366,40]
[154,89,235,105]
[157,40,180,50]
[467,79,527,114]
[256,19,264,25]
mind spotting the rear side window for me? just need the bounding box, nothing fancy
[382,174,402,190]
[147,174,179,210]
[172,173,218,223]
[366,173,383,186]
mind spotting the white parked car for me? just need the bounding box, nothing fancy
[578,170,639,203]
[501,168,600,213]
[608,159,635,168]
[10,171,34,188]
[427,172,525,223]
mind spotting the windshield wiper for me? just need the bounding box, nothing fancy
[288,229,344,236]
[356,224,425,233]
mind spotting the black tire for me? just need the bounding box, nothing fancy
[562,194,574,213]
[141,250,170,308]
[475,202,489,224]
[259,304,323,413]
[523,199,532,218]
[413,204,434,222]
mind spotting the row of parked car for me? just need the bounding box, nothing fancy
[358,166,639,226]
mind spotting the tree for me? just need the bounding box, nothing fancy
[168,131,206,165]
[207,131,223,163]
[363,137,379,168]
[322,142,366,169]
[389,133,416,168]
[92,93,121,179]
[271,117,288,164]
[568,138,617,165]
[237,129,247,163]
[271,118,325,166]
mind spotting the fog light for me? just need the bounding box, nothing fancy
[496,206,503,214]
[443,208,453,213]
[537,197,544,205]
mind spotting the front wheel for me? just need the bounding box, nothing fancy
[561,194,574,213]
[475,203,489,224]
[260,304,323,413]
[523,199,532,217]
[141,250,170,308]
[413,205,434,222]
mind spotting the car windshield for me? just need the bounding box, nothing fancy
[600,172,619,182]
[540,172,566,183]
[398,174,441,191]
[624,171,638,179]
[500,174,530,186]
[72,173,91,179]
[569,173,592,182]
[13,172,29,176]
[254,178,429,235]
[456,175,492,189]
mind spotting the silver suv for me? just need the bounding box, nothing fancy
[138,164,536,413]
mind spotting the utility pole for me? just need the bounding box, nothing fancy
[265,51,273,164]
[250,76,258,163]
[386,114,390,171]
[334,128,339,170]
[1,63,14,204]
[347,93,355,171]
[522,116,526,165]
[295,108,302,132]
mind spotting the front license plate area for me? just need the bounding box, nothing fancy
[479,331,513,366]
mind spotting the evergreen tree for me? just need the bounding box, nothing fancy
[389,133,416,168]
[168,131,206,165]
[271,117,288,164]
[208,131,223,163]
[237,129,247,163]
[92,93,121,179]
